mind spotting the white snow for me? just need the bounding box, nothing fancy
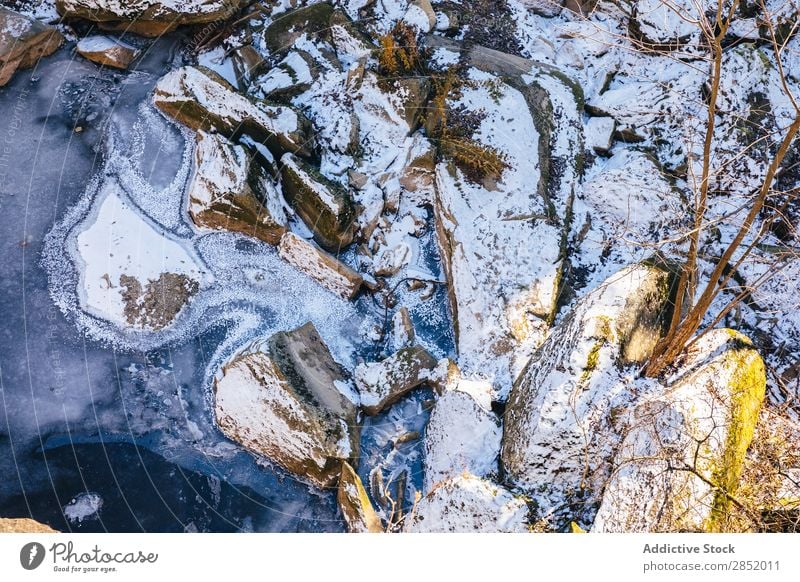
[405,474,529,532]
[74,182,210,328]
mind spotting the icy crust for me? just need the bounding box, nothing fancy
[55,0,242,22]
[593,329,766,532]
[63,492,103,524]
[404,474,529,533]
[501,263,677,527]
[434,67,580,398]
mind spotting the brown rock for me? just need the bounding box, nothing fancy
[0,518,58,533]
[76,35,138,69]
[0,8,64,87]
[278,232,363,300]
[337,462,383,532]
[188,131,287,245]
[214,322,359,488]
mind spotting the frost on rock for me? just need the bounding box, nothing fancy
[214,322,359,488]
[280,153,356,252]
[56,0,243,36]
[423,366,501,493]
[153,66,313,158]
[188,131,287,245]
[501,261,679,528]
[0,7,63,86]
[430,38,584,397]
[594,329,766,532]
[75,181,209,331]
[404,474,529,533]
[338,461,383,532]
[355,346,439,415]
[278,232,363,300]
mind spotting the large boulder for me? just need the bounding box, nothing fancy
[426,37,584,397]
[404,474,529,532]
[153,66,313,158]
[280,153,356,252]
[56,0,243,37]
[423,367,501,493]
[593,329,766,532]
[187,131,287,245]
[0,8,64,87]
[501,260,680,527]
[214,322,359,488]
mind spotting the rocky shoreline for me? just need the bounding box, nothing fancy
[1,0,798,533]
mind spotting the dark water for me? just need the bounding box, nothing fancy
[0,35,342,532]
[0,30,452,532]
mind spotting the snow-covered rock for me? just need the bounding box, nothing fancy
[0,7,63,86]
[584,116,615,155]
[338,461,383,532]
[630,0,704,51]
[423,366,500,492]
[278,232,363,300]
[280,153,356,252]
[76,35,138,69]
[404,474,529,532]
[214,322,359,488]
[254,50,315,100]
[403,0,436,33]
[355,346,439,415]
[187,131,287,245]
[390,307,415,350]
[571,149,682,287]
[517,0,564,18]
[593,329,766,532]
[153,66,313,158]
[427,37,584,397]
[56,0,242,36]
[75,181,209,330]
[263,2,336,54]
[501,260,680,527]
